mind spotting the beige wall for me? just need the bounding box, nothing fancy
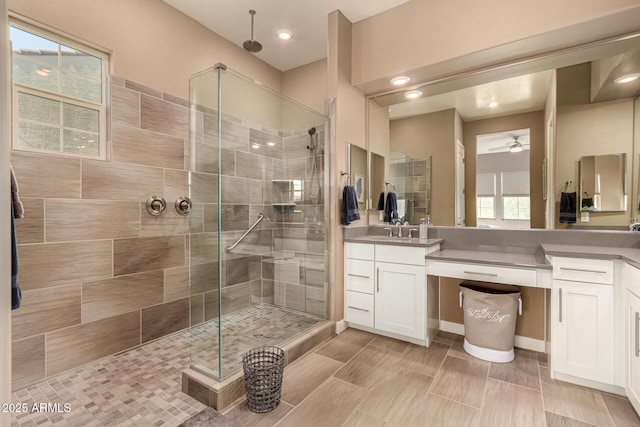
[555,99,634,227]
[283,59,328,114]
[390,109,457,226]
[351,0,640,92]
[557,63,591,105]
[8,0,282,98]
[463,111,545,228]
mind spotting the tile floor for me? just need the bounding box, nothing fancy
[9,325,640,426]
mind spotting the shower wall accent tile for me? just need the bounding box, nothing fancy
[110,84,140,128]
[82,159,164,200]
[220,176,248,203]
[220,204,250,231]
[249,129,283,159]
[12,284,81,340]
[14,197,44,244]
[47,311,141,376]
[204,290,220,321]
[82,270,165,323]
[140,202,189,237]
[235,150,272,180]
[18,240,113,291]
[221,283,251,315]
[165,266,190,302]
[162,92,190,108]
[112,124,185,170]
[190,294,204,326]
[110,75,125,87]
[11,335,45,391]
[163,169,189,202]
[11,151,81,199]
[191,171,218,204]
[114,235,186,276]
[125,80,162,98]
[46,199,141,242]
[141,94,189,141]
[141,298,190,343]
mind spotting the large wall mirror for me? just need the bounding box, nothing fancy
[366,33,640,229]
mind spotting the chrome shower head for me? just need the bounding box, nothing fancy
[243,10,262,53]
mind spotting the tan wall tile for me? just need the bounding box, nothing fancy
[46,199,141,242]
[82,160,163,201]
[140,201,189,237]
[114,235,185,276]
[47,311,140,376]
[204,290,219,321]
[191,294,204,326]
[11,151,81,198]
[190,232,218,266]
[15,198,44,244]
[82,270,164,323]
[190,172,217,204]
[111,84,140,128]
[164,266,189,302]
[18,240,113,291]
[12,284,81,340]
[164,169,189,204]
[112,125,184,170]
[221,283,250,315]
[140,94,188,141]
[141,298,189,342]
[12,335,45,391]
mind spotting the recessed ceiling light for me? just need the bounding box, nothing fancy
[390,76,410,86]
[614,73,640,84]
[267,142,276,146]
[404,90,422,100]
[488,101,499,108]
[276,30,292,41]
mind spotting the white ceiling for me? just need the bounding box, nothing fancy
[387,70,554,122]
[162,0,411,71]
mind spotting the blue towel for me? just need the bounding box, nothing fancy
[341,185,360,225]
[11,202,21,310]
[384,192,398,223]
[376,192,384,210]
[559,192,576,224]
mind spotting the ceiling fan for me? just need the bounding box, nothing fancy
[488,136,530,153]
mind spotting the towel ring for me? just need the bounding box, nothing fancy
[341,170,351,185]
[563,180,578,193]
[385,181,396,191]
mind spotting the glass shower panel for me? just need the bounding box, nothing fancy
[189,65,329,381]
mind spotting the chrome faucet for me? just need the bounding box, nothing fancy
[395,222,403,238]
[384,227,393,237]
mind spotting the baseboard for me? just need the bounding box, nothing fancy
[335,319,348,334]
[439,320,545,353]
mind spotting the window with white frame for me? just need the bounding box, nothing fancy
[10,21,108,159]
[502,172,530,220]
[476,173,496,219]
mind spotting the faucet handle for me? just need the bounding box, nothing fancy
[408,229,418,238]
[383,227,393,237]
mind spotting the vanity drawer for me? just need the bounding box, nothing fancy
[431,260,537,287]
[344,259,375,294]
[345,291,374,327]
[375,244,425,266]
[552,257,613,285]
[345,242,374,260]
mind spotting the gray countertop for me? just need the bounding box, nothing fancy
[426,248,550,269]
[541,243,640,268]
[344,235,443,248]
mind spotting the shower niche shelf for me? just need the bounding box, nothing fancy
[272,179,297,209]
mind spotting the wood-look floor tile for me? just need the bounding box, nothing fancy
[280,352,343,406]
[488,348,541,390]
[448,339,491,366]
[315,328,375,363]
[401,342,449,377]
[429,356,489,408]
[539,352,549,367]
[368,335,410,354]
[333,344,404,389]
[357,369,433,423]
[397,393,481,427]
[479,379,545,426]
[277,377,367,427]
[433,331,462,347]
[601,393,640,426]
[539,367,613,427]
[545,411,596,426]
[224,401,293,427]
[342,410,389,427]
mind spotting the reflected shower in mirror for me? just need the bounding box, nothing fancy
[580,153,627,212]
[348,143,367,211]
[370,151,385,210]
[388,150,432,225]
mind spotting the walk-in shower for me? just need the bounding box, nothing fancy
[188,64,329,380]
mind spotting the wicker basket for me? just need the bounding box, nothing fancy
[242,346,285,413]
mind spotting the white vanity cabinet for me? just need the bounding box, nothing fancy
[344,242,436,345]
[625,263,640,413]
[551,257,615,386]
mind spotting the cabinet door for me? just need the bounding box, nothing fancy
[627,290,640,414]
[375,261,425,339]
[552,279,614,384]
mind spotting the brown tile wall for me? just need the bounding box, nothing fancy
[10,76,192,390]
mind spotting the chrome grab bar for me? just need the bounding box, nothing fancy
[224,213,264,253]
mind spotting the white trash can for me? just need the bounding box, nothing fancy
[459,281,522,363]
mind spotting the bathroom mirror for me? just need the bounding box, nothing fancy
[580,153,627,212]
[348,143,367,210]
[367,34,640,229]
[369,151,385,210]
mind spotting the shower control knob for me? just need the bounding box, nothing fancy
[146,196,167,216]
[175,196,192,216]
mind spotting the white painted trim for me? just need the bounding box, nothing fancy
[439,321,546,352]
[553,371,625,396]
[335,319,348,334]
